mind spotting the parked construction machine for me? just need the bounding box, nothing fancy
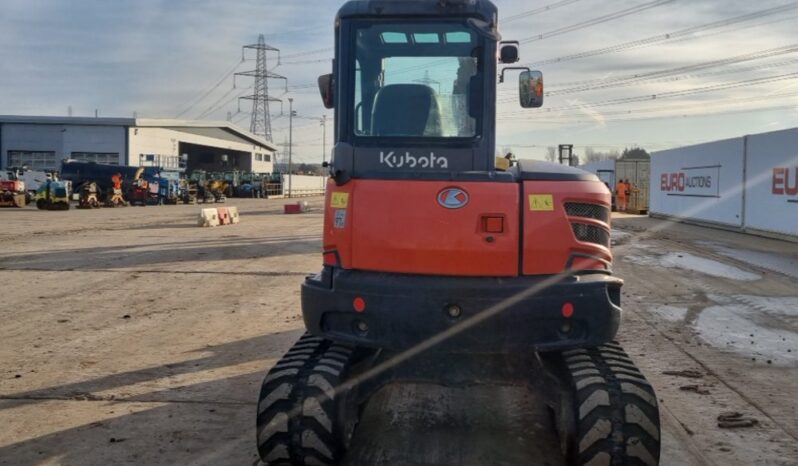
[0,179,27,208]
[34,175,71,210]
[61,160,184,207]
[77,182,101,209]
[190,171,227,203]
[2,167,45,205]
[256,1,661,465]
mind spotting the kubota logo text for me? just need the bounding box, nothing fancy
[437,188,469,209]
[380,151,449,169]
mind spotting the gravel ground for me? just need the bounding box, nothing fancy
[1,200,796,465]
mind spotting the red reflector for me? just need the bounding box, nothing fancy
[482,216,504,233]
[353,297,366,313]
[562,303,574,318]
[323,251,338,266]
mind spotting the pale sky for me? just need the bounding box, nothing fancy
[1,0,797,162]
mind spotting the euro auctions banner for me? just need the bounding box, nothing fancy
[744,128,798,236]
[650,138,745,227]
[659,166,721,198]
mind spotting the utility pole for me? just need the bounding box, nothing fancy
[281,136,289,169]
[288,98,295,198]
[559,144,575,166]
[235,34,287,142]
[321,115,328,166]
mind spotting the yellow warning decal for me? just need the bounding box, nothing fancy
[330,192,349,209]
[529,194,555,211]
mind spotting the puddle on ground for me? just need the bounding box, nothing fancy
[694,295,798,366]
[611,229,633,246]
[649,305,689,322]
[695,241,798,280]
[623,251,761,281]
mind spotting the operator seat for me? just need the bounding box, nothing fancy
[371,84,442,137]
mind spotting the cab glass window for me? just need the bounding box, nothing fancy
[352,22,482,139]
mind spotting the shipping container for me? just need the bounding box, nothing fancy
[579,160,616,189]
[615,160,650,214]
[743,128,798,237]
[650,138,745,228]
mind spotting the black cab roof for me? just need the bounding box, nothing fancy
[337,0,497,22]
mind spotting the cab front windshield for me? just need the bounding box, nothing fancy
[352,22,482,139]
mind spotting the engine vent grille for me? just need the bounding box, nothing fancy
[565,203,610,223]
[572,223,610,248]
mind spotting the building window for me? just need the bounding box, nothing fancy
[139,154,179,169]
[255,153,263,162]
[71,152,120,165]
[264,154,271,162]
[7,150,57,170]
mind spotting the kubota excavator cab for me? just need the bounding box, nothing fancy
[256,2,660,465]
[303,0,620,353]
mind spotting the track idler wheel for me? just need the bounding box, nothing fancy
[257,333,357,465]
[559,342,661,466]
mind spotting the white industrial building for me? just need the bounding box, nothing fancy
[0,115,277,174]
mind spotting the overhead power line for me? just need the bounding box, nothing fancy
[499,100,798,126]
[281,58,333,65]
[523,2,798,68]
[280,47,334,60]
[272,0,582,65]
[196,85,254,120]
[518,0,675,44]
[174,58,243,118]
[195,86,240,119]
[500,0,585,23]
[377,1,676,78]
[500,89,798,122]
[546,44,798,91]
[501,71,798,117]
[497,43,798,102]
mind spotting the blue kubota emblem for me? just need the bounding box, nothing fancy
[437,188,469,209]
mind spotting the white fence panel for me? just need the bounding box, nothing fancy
[650,138,745,227]
[744,128,798,236]
[283,174,327,196]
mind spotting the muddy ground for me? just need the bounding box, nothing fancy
[1,199,796,465]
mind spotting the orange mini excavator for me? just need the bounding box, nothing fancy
[255,2,661,465]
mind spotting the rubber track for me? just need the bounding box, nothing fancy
[564,342,661,466]
[256,333,356,465]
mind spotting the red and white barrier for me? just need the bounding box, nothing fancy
[199,207,240,227]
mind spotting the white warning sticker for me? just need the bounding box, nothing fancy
[334,209,347,229]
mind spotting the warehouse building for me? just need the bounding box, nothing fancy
[0,115,277,174]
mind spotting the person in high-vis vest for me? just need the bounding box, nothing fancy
[626,180,640,211]
[615,179,628,212]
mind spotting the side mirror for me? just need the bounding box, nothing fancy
[519,70,544,108]
[499,41,519,64]
[318,74,334,109]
